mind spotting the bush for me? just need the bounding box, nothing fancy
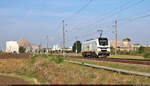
[138,46,145,54]
[41,54,48,58]
[19,46,26,53]
[52,56,64,64]
[32,54,39,59]
[143,53,150,58]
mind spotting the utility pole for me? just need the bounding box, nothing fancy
[46,35,48,55]
[75,36,78,54]
[114,20,117,56]
[62,20,65,49]
[62,20,65,57]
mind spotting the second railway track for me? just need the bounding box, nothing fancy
[54,55,150,66]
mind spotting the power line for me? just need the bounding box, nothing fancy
[118,13,150,25]
[69,0,133,31]
[90,0,145,29]
[127,14,150,21]
[64,0,93,20]
[73,0,144,31]
[64,0,132,44]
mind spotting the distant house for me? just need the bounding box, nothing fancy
[17,39,39,53]
[143,45,150,47]
[109,37,141,51]
[63,47,72,52]
[52,44,61,51]
[6,39,39,53]
[6,41,19,53]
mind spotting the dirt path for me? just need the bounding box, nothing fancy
[0,53,31,59]
[32,78,40,84]
[0,75,29,84]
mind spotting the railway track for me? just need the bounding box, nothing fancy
[60,55,150,66]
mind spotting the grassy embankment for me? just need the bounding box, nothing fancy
[1,54,150,84]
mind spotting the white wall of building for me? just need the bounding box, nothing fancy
[6,41,19,53]
[52,44,61,51]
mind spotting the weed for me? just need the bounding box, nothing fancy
[41,54,48,58]
[51,56,64,64]
[143,52,150,58]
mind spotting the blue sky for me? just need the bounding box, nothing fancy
[0,0,150,49]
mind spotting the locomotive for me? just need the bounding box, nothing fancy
[81,37,110,58]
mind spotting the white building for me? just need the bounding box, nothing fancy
[52,44,61,51]
[6,41,19,53]
[5,39,39,53]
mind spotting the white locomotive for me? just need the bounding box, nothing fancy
[81,37,110,58]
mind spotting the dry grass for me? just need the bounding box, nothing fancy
[0,56,150,84]
[66,57,150,73]
[108,55,144,59]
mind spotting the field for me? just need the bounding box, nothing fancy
[0,53,150,84]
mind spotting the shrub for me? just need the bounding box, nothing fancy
[143,53,150,58]
[19,46,26,53]
[32,54,39,59]
[52,56,64,64]
[41,54,48,58]
[138,46,144,54]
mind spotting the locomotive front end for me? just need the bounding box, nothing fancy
[96,38,110,57]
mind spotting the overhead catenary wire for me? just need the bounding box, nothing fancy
[80,0,133,27]
[64,0,93,20]
[87,0,145,29]
[67,0,135,34]
[71,0,145,42]
[64,0,131,43]
[72,0,145,32]
[117,13,150,25]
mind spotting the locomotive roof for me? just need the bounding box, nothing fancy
[84,37,108,42]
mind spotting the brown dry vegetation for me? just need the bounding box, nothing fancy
[0,54,150,84]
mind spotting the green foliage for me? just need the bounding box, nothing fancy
[110,46,150,56]
[144,47,150,53]
[65,50,73,53]
[41,54,48,58]
[137,46,145,54]
[143,52,150,58]
[72,41,82,53]
[51,56,64,64]
[19,46,26,53]
[31,54,39,60]
[110,47,115,55]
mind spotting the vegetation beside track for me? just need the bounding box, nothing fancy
[65,56,150,73]
[108,55,144,60]
[111,46,150,59]
[1,54,150,84]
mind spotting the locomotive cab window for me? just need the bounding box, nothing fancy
[98,38,108,46]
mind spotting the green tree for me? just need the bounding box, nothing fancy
[138,46,144,54]
[110,47,115,55]
[72,41,82,53]
[19,46,26,53]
